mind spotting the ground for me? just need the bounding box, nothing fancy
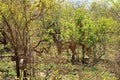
[0,50,117,80]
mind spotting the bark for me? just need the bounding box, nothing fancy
[23,48,27,80]
[82,45,85,64]
[14,48,20,78]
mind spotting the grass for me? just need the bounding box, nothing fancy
[0,51,117,80]
[32,52,117,80]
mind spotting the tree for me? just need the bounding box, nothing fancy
[0,0,65,79]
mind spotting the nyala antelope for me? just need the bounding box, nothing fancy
[50,32,79,64]
[50,32,93,64]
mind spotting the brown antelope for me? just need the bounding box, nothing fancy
[50,30,94,64]
[50,32,79,64]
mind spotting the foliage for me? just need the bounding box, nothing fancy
[0,0,120,79]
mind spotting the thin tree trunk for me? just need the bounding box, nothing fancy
[82,45,85,64]
[14,48,20,78]
[23,48,27,80]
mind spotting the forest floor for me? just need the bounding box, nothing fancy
[0,51,117,80]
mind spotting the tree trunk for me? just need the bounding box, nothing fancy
[82,45,85,64]
[23,69,27,80]
[14,48,20,78]
[23,48,27,80]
